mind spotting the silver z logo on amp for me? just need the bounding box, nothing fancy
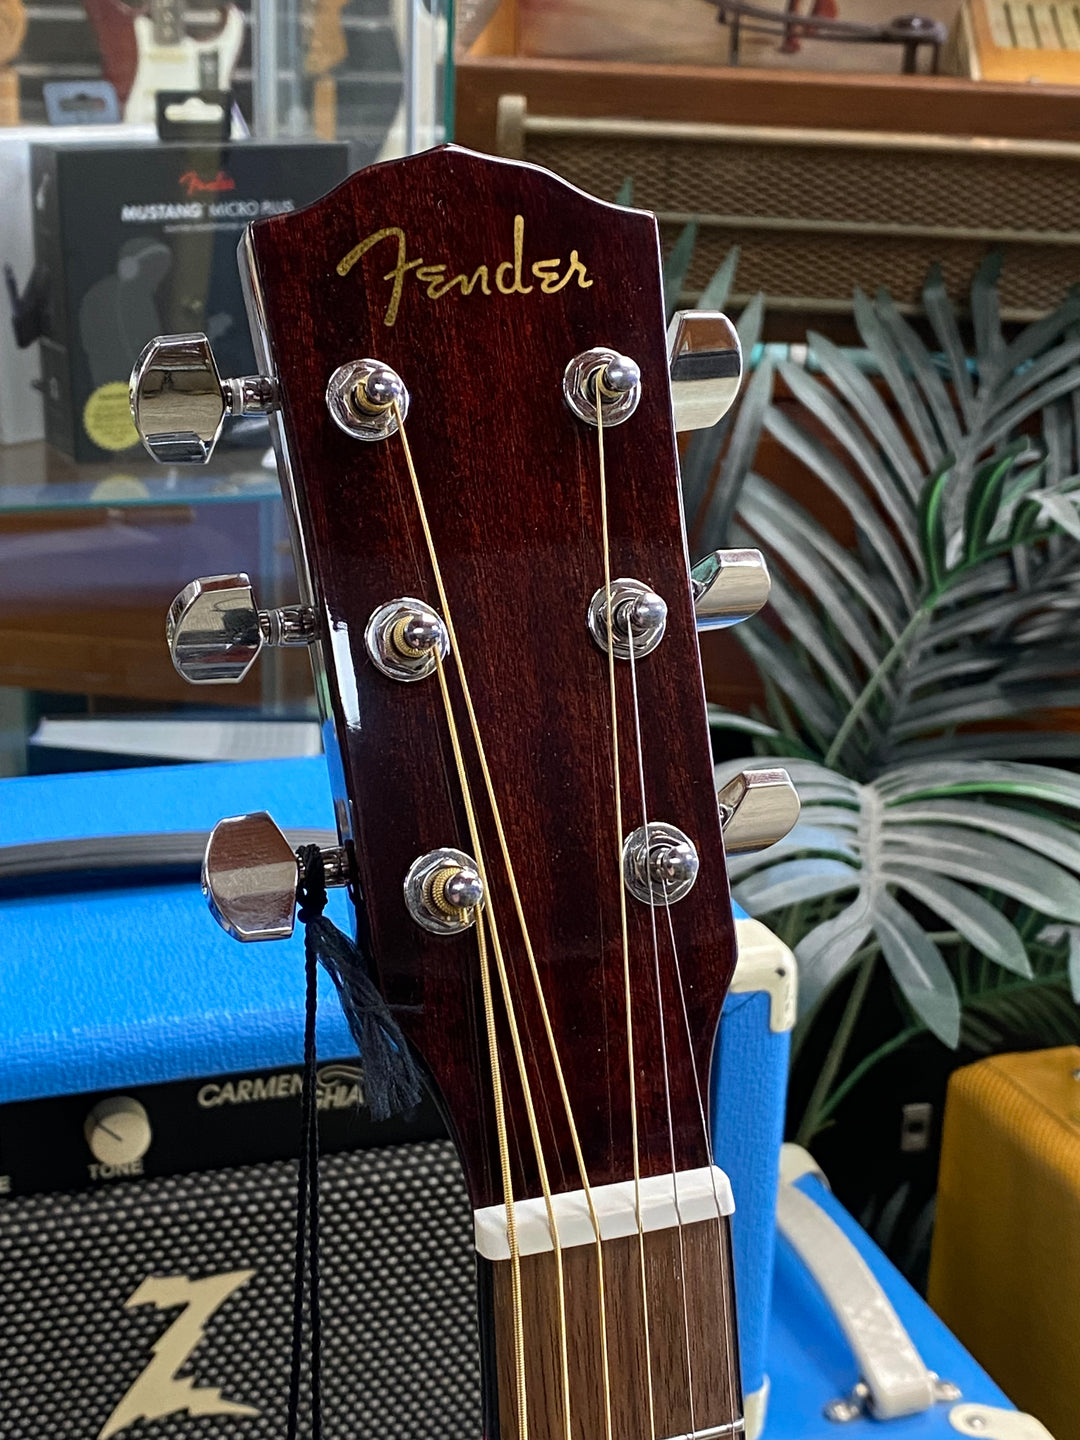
[100,1269,259,1439]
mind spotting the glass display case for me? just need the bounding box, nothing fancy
[0,0,451,775]
[0,442,315,775]
[6,0,450,155]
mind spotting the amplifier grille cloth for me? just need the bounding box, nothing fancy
[0,1140,483,1439]
[529,134,1080,232]
[522,133,1080,315]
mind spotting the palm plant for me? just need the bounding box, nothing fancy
[686,256,1080,1144]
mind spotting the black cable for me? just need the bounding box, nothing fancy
[286,846,423,1440]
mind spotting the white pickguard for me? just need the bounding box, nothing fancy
[125,4,245,126]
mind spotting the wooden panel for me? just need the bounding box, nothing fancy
[456,52,1080,152]
[965,0,1080,83]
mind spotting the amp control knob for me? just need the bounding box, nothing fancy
[84,1096,152,1167]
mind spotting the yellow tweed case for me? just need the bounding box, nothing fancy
[928,1046,1080,1440]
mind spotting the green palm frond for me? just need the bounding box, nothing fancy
[690,259,1080,1107]
[717,757,1080,1047]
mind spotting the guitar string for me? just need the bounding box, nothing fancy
[595,401,657,1440]
[391,398,617,1440]
[434,655,575,1440]
[661,889,743,1425]
[393,404,580,1440]
[430,647,529,1439]
[626,633,698,1438]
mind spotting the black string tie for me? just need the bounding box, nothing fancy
[285,845,424,1440]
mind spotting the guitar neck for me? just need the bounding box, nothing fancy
[126,141,800,1440]
[483,1181,741,1439]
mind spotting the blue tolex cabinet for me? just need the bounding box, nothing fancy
[0,759,1031,1440]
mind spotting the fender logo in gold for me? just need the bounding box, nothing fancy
[337,214,593,327]
[99,1270,259,1439]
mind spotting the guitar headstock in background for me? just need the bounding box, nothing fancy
[130,144,798,1440]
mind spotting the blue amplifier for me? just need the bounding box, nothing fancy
[0,758,1028,1440]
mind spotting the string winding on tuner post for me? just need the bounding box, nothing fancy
[404,847,486,935]
[365,597,449,682]
[326,359,409,440]
[563,347,642,427]
[588,578,669,660]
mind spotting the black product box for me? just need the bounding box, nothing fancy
[31,140,349,462]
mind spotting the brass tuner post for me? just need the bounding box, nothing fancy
[326,360,409,440]
[404,848,485,934]
[365,598,449,682]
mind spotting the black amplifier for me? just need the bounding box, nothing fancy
[0,759,483,1440]
[0,1062,483,1440]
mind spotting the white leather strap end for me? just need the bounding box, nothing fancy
[732,919,797,1032]
[474,1165,734,1262]
[778,1178,937,1419]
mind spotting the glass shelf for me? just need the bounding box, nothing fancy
[0,442,281,515]
[0,442,314,779]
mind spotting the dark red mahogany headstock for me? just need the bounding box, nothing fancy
[240,144,735,1211]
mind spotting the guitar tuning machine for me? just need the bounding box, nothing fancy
[365,597,449,681]
[202,812,349,943]
[167,573,316,684]
[404,848,485,934]
[623,823,700,906]
[668,311,743,432]
[326,360,410,441]
[129,332,277,464]
[692,549,772,631]
[588,578,668,659]
[718,769,801,855]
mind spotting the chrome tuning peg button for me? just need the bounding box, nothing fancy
[129,332,277,464]
[718,769,800,855]
[668,311,742,431]
[623,822,699,906]
[202,812,347,943]
[167,574,316,685]
[692,549,771,631]
[404,848,485,935]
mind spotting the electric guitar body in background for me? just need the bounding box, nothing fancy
[84,0,244,123]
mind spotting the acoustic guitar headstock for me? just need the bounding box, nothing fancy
[130,143,798,1440]
[131,141,797,1200]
